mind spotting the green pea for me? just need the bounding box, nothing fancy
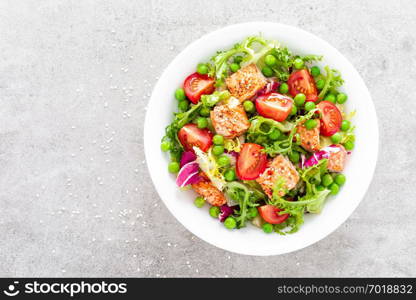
[199,106,210,117]
[329,183,340,195]
[341,120,351,131]
[178,100,189,111]
[279,82,289,94]
[217,155,230,167]
[197,63,208,75]
[334,174,346,186]
[304,101,316,111]
[316,79,325,90]
[268,128,281,141]
[293,58,304,69]
[213,134,224,145]
[262,223,274,233]
[330,132,342,144]
[316,185,325,191]
[212,145,224,156]
[224,169,236,182]
[337,93,348,104]
[161,141,171,152]
[248,207,258,218]
[344,141,355,151]
[194,196,205,208]
[324,94,336,104]
[311,66,320,77]
[265,54,277,67]
[196,117,208,129]
[289,151,300,164]
[243,100,255,113]
[294,93,306,106]
[230,63,240,73]
[224,217,237,229]
[233,56,243,64]
[322,174,333,187]
[175,88,186,101]
[209,206,220,218]
[262,66,273,77]
[305,119,318,130]
[168,162,180,173]
[290,105,298,115]
[170,152,180,163]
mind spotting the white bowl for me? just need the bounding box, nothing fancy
[144,22,378,256]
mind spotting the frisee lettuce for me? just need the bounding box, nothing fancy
[263,108,318,156]
[194,146,226,191]
[201,90,231,107]
[269,48,322,81]
[225,181,265,228]
[318,66,344,99]
[269,159,331,234]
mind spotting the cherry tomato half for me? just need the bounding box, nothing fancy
[317,101,342,136]
[183,72,215,104]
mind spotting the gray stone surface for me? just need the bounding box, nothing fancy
[0,0,415,277]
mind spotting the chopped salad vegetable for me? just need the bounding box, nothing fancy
[161,35,355,235]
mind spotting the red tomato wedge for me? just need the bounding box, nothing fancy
[236,143,268,180]
[183,73,215,104]
[317,101,342,136]
[255,92,293,122]
[178,123,213,152]
[258,204,289,224]
[288,69,318,102]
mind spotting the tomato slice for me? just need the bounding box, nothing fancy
[317,101,342,136]
[183,73,215,104]
[255,92,293,122]
[258,204,289,224]
[236,143,268,180]
[288,69,318,102]
[178,123,213,152]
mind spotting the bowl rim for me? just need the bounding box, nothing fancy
[144,22,379,256]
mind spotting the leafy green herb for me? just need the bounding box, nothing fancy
[299,54,323,63]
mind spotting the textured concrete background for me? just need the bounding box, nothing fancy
[0,0,415,277]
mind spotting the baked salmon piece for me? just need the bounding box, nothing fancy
[225,63,267,102]
[327,144,347,172]
[297,121,320,152]
[256,155,300,198]
[192,180,226,207]
[210,97,250,139]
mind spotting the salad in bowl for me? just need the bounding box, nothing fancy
[160,36,356,235]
